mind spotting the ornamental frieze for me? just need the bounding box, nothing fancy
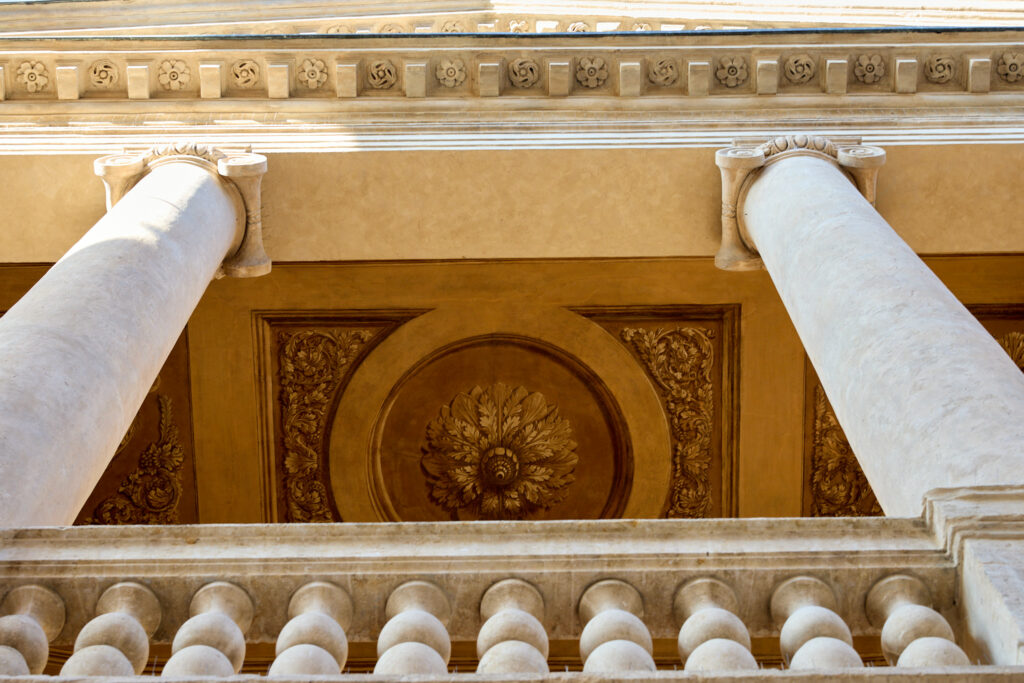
[2,38,1023,102]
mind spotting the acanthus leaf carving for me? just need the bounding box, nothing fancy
[420,382,578,520]
[621,326,715,518]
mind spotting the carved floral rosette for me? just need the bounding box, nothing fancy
[421,382,578,520]
[277,328,375,522]
[621,327,715,518]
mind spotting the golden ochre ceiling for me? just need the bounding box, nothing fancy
[3,257,1022,525]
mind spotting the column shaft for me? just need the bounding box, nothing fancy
[0,161,242,526]
[743,154,1024,516]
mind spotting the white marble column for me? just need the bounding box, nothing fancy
[717,134,1024,516]
[0,143,268,527]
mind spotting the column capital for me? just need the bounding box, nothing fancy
[714,134,885,272]
[94,142,270,278]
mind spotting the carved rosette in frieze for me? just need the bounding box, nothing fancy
[367,59,398,89]
[277,328,377,522]
[924,56,955,84]
[715,57,748,87]
[784,54,816,84]
[297,58,328,90]
[16,60,48,92]
[854,54,885,84]
[997,52,1024,83]
[508,58,540,88]
[576,57,608,88]
[231,60,260,88]
[808,384,882,517]
[88,59,119,89]
[621,327,715,518]
[436,58,467,88]
[647,58,679,87]
[420,382,579,520]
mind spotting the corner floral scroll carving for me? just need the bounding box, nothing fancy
[421,383,578,520]
[87,396,185,524]
[809,385,882,517]
[621,327,715,518]
[278,328,376,522]
[998,331,1024,370]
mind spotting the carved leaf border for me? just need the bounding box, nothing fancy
[620,326,716,518]
[276,327,379,522]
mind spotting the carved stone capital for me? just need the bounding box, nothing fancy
[94,142,270,278]
[714,134,886,272]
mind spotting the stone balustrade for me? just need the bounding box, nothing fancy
[1,504,1021,678]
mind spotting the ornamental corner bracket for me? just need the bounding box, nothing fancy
[92,141,270,278]
[714,134,886,272]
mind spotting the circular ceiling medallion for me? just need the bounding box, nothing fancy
[372,335,632,521]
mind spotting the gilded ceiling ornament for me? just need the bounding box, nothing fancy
[367,59,398,89]
[87,396,185,524]
[157,59,191,91]
[621,327,715,518]
[715,57,748,87]
[88,59,119,88]
[854,54,885,84]
[576,57,608,88]
[421,383,578,520]
[278,328,376,522]
[508,19,530,32]
[809,385,882,517]
[231,60,260,88]
[567,21,591,32]
[298,58,328,90]
[784,54,815,84]
[436,58,467,87]
[16,61,48,93]
[508,58,540,88]
[440,20,465,33]
[924,56,955,84]
[998,331,1024,369]
[648,58,679,86]
[997,52,1024,83]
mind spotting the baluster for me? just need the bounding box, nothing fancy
[270,581,352,675]
[374,580,450,675]
[578,579,655,672]
[866,574,969,667]
[0,585,65,675]
[62,582,161,675]
[674,577,756,671]
[771,576,862,669]
[162,581,253,676]
[476,578,548,673]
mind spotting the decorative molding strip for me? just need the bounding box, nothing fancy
[2,39,1024,102]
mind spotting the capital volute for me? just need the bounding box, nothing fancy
[714,134,886,272]
[94,142,270,278]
